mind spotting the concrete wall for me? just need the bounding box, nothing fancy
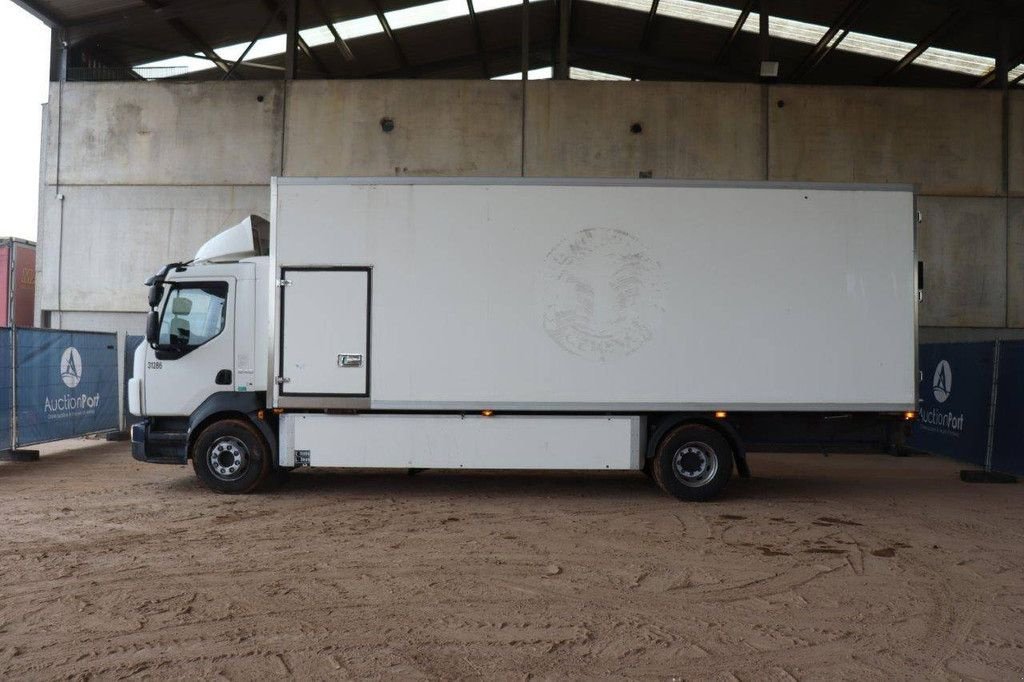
[37,79,1020,338]
[283,81,523,176]
[524,81,765,179]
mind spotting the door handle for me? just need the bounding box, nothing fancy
[338,354,363,367]
[215,369,232,385]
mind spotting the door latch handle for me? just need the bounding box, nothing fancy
[338,353,363,367]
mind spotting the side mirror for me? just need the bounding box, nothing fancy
[146,310,160,345]
[148,283,164,309]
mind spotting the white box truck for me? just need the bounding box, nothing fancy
[129,178,919,501]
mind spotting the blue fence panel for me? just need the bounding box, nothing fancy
[0,328,11,449]
[909,342,994,467]
[124,335,144,428]
[991,341,1024,476]
[15,329,119,446]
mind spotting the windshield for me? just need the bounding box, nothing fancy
[159,282,229,350]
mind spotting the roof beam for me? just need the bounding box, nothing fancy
[138,0,232,74]
[575,44,747,81]
[10,0,62,27]
[976,45,1024,88]
[761,0,770,66]
[467,0,491,78]
[714,0,753,64]
[790,0,871,81]
[369,0,409,69]
[103,39,290,74]
[311,0,355,62]
[223,10,278,80]
[555,0,571,79]
[631,0,660,79]
[520,0,529,80]
[260,0,332,77]
[66,0,218,45]
[284,0,298,78]
[366,42,551,79]
[876,5,970,84]
[639,0,660,50]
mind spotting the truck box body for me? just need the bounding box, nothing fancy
[270,178,917,413]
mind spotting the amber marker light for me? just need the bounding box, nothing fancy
[481,410,494,417]
[714,411,728,419]
[904,411,917,421]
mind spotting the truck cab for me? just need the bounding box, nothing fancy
[129,216,276,489]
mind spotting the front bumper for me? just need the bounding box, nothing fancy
[131,419,188,465]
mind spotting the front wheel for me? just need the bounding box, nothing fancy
[191,419,272,493]
[650,423,733,502]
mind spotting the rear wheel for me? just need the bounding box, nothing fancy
[651,423,733,501]
[191,419,272,494]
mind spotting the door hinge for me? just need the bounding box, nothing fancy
[295,450,310,466]
[275,376,290,385]
[277,278,292,287]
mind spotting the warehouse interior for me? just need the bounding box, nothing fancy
[16,0,1024,340]
[2,0,1024,678]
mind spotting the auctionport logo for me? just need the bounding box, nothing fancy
[919,358,964,435]
[932,359,951,403]
[60,347,82,388]
[45,346,100,416]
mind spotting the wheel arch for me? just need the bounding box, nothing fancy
[647,413,749,478]
[186,392,276,462]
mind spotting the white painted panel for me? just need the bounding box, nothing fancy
[283,269,368,395]
[273,180,917,411]
[286,414,641,470]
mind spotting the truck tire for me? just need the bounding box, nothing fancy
[651,423,733,502]
[191,419,272,494]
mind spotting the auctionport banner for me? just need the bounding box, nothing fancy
[909,342,994,467]
[0,328,11,449]
[15,329,119,446]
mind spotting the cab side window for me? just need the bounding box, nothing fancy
[159,282,229,350]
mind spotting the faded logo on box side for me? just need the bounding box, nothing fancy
[541,228,665,362]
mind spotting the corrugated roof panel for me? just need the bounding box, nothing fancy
[27,0,1024,86]
[393,15,477,65]
[573,1,650,49]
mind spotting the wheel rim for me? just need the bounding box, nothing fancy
[207,436,249,481]
[671,441,719,487]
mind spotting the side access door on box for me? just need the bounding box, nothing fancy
[276,267,371,407]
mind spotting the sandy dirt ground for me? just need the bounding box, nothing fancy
[1,439,1022,680]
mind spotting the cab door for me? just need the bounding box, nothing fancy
[144,277,235,416]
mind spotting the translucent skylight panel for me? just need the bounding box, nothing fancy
[133,55,211,79]
[337,15,387,39]
[587,0,653,12]
[657,0,741,30]
[299,26,333,45]
[473,0,546,11]
[386,0,468,30]
[659,0,995,78]
[570,66,632,80]
[215,34,287,63]
[302,15,385,45]
[743,12,828,45]
[824,29,913,62]
[916,47,994,77]
[492,66,553,79]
